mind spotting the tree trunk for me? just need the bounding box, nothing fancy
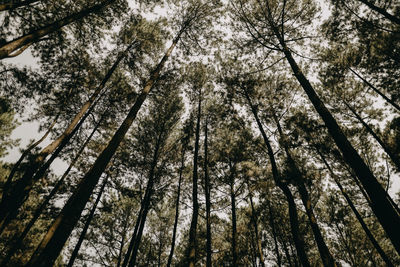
[348,68,400,112]
[25,34,180,267]
[0,41,134,231]
[229,169,238,267]
[0,0,115,59]
[357,0,400,25]
[318,150,395,267]
[344,101,400,172]
[0,0,40,11]
[270,20,400,253]
[166,147,185,267]
[187,91,201,267]
[273,115,336,267]
[66,175,109,267]
[204,117,212,267]
[0,111,103,267]
[265,200,280,267]
[242,87,311,267]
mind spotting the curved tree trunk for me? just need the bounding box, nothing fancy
[0,0,115,59]
[25,34,180,267]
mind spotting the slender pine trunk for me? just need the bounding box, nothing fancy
[0,0,115,59]
[204,118,212,267]
[242,86,311,267]
[187,91,201,267]
[0,0,40,11]
[357,0,400,25]
[344,101,400,172]
[0,111,103,266]
[26,34,180,267]
[166,148,185,267]
[66,175,109,267]
[229,169,238,267]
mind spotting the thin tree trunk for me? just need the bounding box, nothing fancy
[269,17,400,253]
[265,200,280,267]
[0,0,115,59]
[357,0,400,25]
[348,68,400,112]
[26,34,180,267]
[0,111,103,266]
[117,211,131,267]
[187,90,201,267]
[204,117,212,267]
[0,41,134,230]
[166,148,185,267]
[318,150,395,267]
[0,0,40,11]
[229,169,238,267]
[241,87,311,267]
[344,101,400,172]
[66,175,109,267]
[273,115,336,267]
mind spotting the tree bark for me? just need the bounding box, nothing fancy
[187,90,201,267]
[0,0,115,59]
[242,86,311,267]
[269,18,400,253]
[204,117,212,267]
[344,101,400,172]
[25,34,180,267]
[66,175,109,267]
[357,0,400,25]
[0,41,134,231]
[166,147,185,267]
[0,110,103,267]
[0,0,40,11]
[229,168,238,267]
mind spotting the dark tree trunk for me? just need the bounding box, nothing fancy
[187,91,201,267]
[166,147,185,267]
[0,0,115,59]
[318,151,395,267]
[229,169,238,267]
[242,86,311,267]
[0,41,134,231]
[348,68,400,112]
[25,35,180,267]
[273,115,336,267]
[357,0,400,25]
[204,118,212,267]
[0,0,40,11]
[344,101,400,172]
[0,111,103,267]
[271,21,400,253]
[66,175,109,267]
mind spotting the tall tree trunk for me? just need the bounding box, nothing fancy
[187,90,201,267]
[265,200,280,267]
[127,130,164,267]
[273,115,337,267]
[0,111,103,267]
[166,147,185,267]
[0,41,134,230]
[0,0,115,59]
[241,87,311,267]
[229,168,238,267]
[0,0,40,11]
[269,16,400,253]
[357,0,400,25]
[66,175,109,267]
[204,117,212,267]
[318,150,395,267]
[348,68,400,112]
[26,34,180,267]
[344,101,400,172]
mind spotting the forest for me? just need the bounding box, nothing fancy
[0,0,399,266]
